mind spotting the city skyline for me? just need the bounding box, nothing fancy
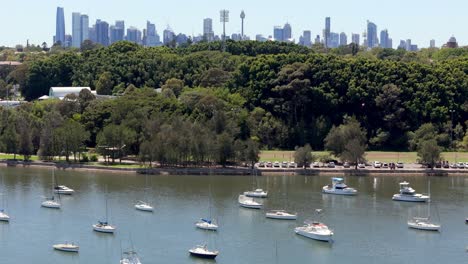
[1,0,466,47]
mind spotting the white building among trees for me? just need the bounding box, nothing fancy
[46,87,96,100]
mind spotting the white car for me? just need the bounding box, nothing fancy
[281,161,289,168]
[289,162,297,168]
[327,162,336,168]
[343,162,350,168]
[373,161,382,168]
[273,161,280,168]
[357,163,366,169]
[457,162,465,169]
[396,162,404,168]
[311,162,320,168]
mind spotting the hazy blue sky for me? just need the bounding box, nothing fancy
[1,0,464,47]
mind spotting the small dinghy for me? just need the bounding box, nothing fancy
[53,243,79,253]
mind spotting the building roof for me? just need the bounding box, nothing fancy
[48,87,96,100]
[0,61,22,66]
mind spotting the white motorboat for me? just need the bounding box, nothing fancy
[266,210,297,220]
[195,218,218,231]
[0,209,10,222]
[135,201,154,212]
[408,217,441,231]
[93,221,116,233]
[295,221,334,242]
[244,188,268,198]
[322,177,358,195]
[54,185,74,195]
[189,245,219,259]
[238,194,262,209]
[53,243,79,253]
[41,198,61,209]
[120,250,142,264]
[392,182,429,202]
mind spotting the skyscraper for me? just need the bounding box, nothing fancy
[430,39,436,48]
[330,32,339,48]
[203,18,214,41]
[283,23,292,41]
[351,33,360,45]
[273,26,284,42]
[324,17,331,48]
[240,11,245,39]
[72,12,81,48]
[110,21,125,44]
[81,15,89,42]
[146,21,160,46]
[339,32,347,46]
[302,30,312,47]
[163,27,175,45]
[55,7,66,46]
[380,29,389,48]
[314,35,321,45]
[96,20,109,46]
[127,27,141,44]
[366,20,378,48]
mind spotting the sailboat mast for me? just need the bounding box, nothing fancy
[427,180,431,219]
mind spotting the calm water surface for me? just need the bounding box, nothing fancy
[0,167,467,264]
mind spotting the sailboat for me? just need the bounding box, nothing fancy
[135,175,154,212]
[0,175,10,222]
[53,243,79,253]
[120,250,142,264]
[244,170,267,198]
[266,175,297,220]
[93,194,116,233]
[41,168,61,209]
[407,180,441,231]
[196,182,218,231]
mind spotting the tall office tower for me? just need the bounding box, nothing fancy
[302,30,312,47]
[146,21,160,46]
[240,11,245,39]
[163,27,175,45]
[324,17,331,48]
[110,26,123,44]
[64,35,72,48]
[127,27,141,44]
[388,38,393,49]
[330,32,339,48]
[80,15,89,42]
[339,32,347,46]
[283,23,292,41]
[96,20,109,46]
[72,12,82,48]
[380,29,389,48]
[314,35,321,44]
[203,18,214,41]
[273,26,284,42]
[89,25,97,43]
[406,39,412,51]
[351,33,360,45]
[116,20,125,33]
[366,20,378,48]
[398,40,406,49]
[55,7,66,46]
[430,39,436,48]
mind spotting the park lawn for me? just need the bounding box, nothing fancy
[0,154,39,161]
[259,151,468,163]
[89,162,142,169]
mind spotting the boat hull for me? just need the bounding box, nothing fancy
[0,212,10,222]
[135,204,154,212]
[53,245,79,252]
[244,192,268,198]
[265,212,297,220]
[408,222,441,231]
[322,186,357,196]
[295,228,333,242]
[54,190,74,195]
[41,201,61,209]
[93,225,116,233]
[392,194,429,202]
[189,252,218,259]
[196,222,218,231]
[239,203,262,209]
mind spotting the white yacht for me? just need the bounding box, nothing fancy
[93,221,116,233]
[195,218,218,231]
[53,243,79,253]
[392,182,429,202]
[0,209,10,222]
[322,177,358,195]
[244,188,268,198]
[120,250,142,264]
[41,197,61,209]
[295,221,334,242]
[135,201,154,212]
[189,245,219,259]
[408,217,441,231]
[265,210,297,220]
[54,185,74,195]
[238,194,262,209]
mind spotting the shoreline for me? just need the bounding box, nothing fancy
[2,160,468,177]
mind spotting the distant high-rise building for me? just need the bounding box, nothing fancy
[273,26,284,42]
[96,20,109,46]
[163,27,175,45]
[301,30,312,47]
[339,32,347,46]
[314,35,321,45]
[146,21,160,46]
[72,12,81,48]
[116,21,125,33]
[110,26,124,44]
[126,27,141,44]
[256,34,267,42]
[80,15,89,43]
[351,33,360,45]
[388,38,393,49]
[89,25,97,43]
[324,17,331,48]
[430,39,436,48]
[366,20,378,48]
[64,35,72,48]
[283,23,292,41]
[380,29,390,48]
[398,40,406,49]
[330,32,339,48]
[55,7,66,46]
[203,18,214,41]
[445,36,458,48]
[406,39,412,51]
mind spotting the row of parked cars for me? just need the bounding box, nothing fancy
[310,161,406,169]
[257,161,297,168]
